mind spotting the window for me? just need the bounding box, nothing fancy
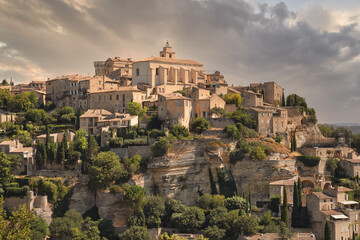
[156,68,159,75]
[162,54,165,57]
[117,95,119,100]
[123,94,125,101]
[169,54,172,58]
[99,96,101,101]
[104,96,106,101]
[110,95,112,100]
[202,102,206,108]
[136,68,139,76]
[176,100,182,106]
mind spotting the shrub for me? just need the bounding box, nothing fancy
[149,129,165,139]
[249,146,266,161]
[110,185,122,194]
[151,137,171,157]
[274,136,283,143]
[197,194,225,211]
[6,182,19,188]
[191,117,210,134]
[170,124,189,138]
[39,181,58,203]
[5,186,30,198]
[297,155,321,167]
[229,149,246,164]
[224,196,247,211]
[171,206,205,233]
[147,114,163,130]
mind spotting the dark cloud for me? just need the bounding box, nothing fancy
[0,0,360,123]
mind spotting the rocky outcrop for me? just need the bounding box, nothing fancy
[96,191,132,227]
[69,177,96,214]
[145,140,212,206]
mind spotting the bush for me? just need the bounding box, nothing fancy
[249,146,266,161]
[229,149,246,164]
[39,181,58,203]
[224,196,247,211]
[5,186,30,198]
[191,117,210,134]
[6,182,19,188]
[297,155,321,167]
[149,129,165,139]
[171,206,205,233]
[147,113,163,130]
[109,185,122,194]
[197,194,225,211]
[151,137,171,157]
[170,124,189,138]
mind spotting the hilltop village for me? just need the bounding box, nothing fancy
[0,42,359,240]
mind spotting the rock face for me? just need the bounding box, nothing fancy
[69,177,96,214]
[96,191,132,228]
[231,158,297,205]
[145,140,212,206]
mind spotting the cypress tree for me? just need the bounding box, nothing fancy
[281,187,289,226]
[291,182,298,227]
[35,143,44,169]
[282,91,285,106]
[56,142,65,164]
[324,221,332,240]
[353,231,356,240]
[293,133,297,151]
[248,192,252,211]
[62,131,68,153]
[75,108,83,130]
[297,178,302,209]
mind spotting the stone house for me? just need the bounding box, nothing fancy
[80,109,112,135]
[80,109,138,135]
[306,186,359,240]
[248,107,288,137]
[269,177,297,205]
[242,90,263,108]
[158,93,194,128]
[339,159,360,178]
[0,140,34,175]
[46,74,120,110]
[0,112,16,124]
[87,86,145,113]
[36,131,75,144]
[259,82,283,106]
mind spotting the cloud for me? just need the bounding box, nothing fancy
[0,0,360,123]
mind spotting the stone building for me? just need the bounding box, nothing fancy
[248,106,288,137]
[339,158,360,178]
[306,186,359,240]
[132,42,205,89]
[80,109,112,135]
[94,57,133,80]
[242,90,263,108]
[88,86,145,113]
[36,131,75,144]
[158,93,194,128]
[189,87,226,118]
[46,74,120,110]
[269,177,297,204]
[259,82,284,106]
[0,140,34,175]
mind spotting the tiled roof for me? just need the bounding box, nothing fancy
[80,109,112,118]
[321,210,343,216]
[89,86,141,94]
[269,177,297,186]
[312,192,333,199]
[158,93,193,101]
[337,186,353,192]
[135,56,203,66]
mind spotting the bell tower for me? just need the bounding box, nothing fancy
[159,41,175,59]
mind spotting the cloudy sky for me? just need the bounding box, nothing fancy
[1,0,360,123]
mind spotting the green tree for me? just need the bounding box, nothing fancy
[143,195,165,228]
[191,117,210,134]
[224,196,247,212]
[30,217,49,240]
[281,187,289,226]
[235,215,259,236]
[124,185,147,213]
[170,124,189,138]
[326,158,338,176]
[204,225,226,240]
[223,93,242,108]
[118,226,152,240]
[171,206,205,233]
[286,94,307,110]
[88,152,127,190]
[35,143,47,169]
[75,108,83,130]
[210,107,226,118]
[0,199,36,240]
[151,137,171,157]
[197,194,225,211]
[0,89,11,109]
[163,199,185,228]
[84,134,99,173]
[25,109,46,125]
[324,221,332,240]
[249,146,266,161]
[127,102,148,120]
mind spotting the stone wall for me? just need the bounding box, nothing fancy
[111,145,152,159]
[208,118,235,128]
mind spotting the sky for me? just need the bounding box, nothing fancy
[1,0,360,123]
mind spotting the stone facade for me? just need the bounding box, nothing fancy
[243,90,263,107]
[249,107,288,137]
[0,140,34,175]
[259,82,283,106]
